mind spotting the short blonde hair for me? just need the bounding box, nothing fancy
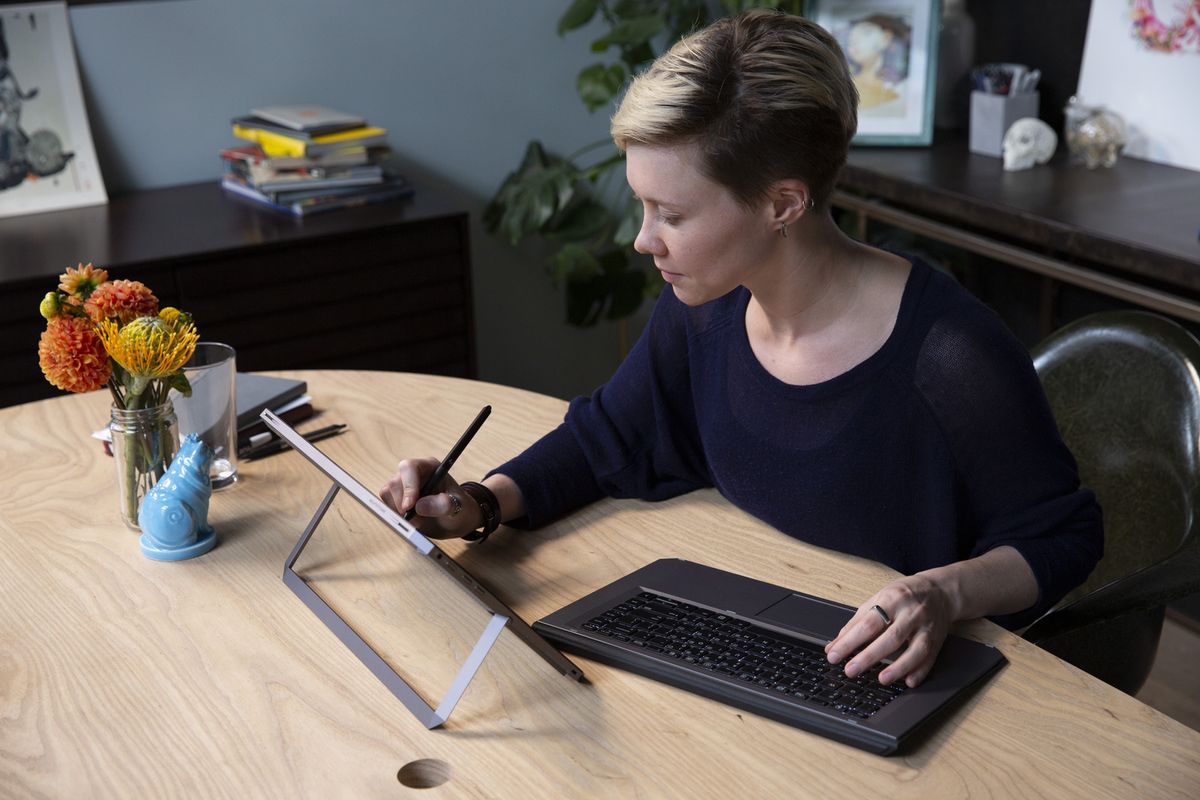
[611,10,858,209]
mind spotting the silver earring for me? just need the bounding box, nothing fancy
[779,223,789,239]
[807,196,815,210]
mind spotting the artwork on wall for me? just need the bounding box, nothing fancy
[1128,0,1200,54]
[0,1,106,219]
[809,0,940,145]
[1077,0,1200,172]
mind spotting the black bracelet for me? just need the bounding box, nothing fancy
[460,481,500,543]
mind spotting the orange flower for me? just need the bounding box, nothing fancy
[84,279,158,324]
[38,316,112,393]
[58,262,109,299]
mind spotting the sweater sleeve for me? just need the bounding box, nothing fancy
[915,307,1104,629]
[493,289,712,529]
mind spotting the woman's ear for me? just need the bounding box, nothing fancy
[768,179,815,228]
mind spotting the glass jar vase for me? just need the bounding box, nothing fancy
[109,401,179,530]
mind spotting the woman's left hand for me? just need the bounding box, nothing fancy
[823,572,956,689]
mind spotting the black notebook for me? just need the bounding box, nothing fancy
[236,373,307,430]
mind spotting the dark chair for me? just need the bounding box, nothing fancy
[1022,310,1200,695]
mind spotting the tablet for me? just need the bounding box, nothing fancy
[260,409,585,730]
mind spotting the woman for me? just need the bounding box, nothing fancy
[380,10,1102,690]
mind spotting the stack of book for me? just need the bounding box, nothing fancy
[220,105,413,217]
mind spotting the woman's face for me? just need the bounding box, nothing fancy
[847,21,892,64]
[626,142,775,306]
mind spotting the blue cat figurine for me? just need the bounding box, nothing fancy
[139,433,217,561]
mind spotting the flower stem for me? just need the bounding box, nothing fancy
[107,376,124,409]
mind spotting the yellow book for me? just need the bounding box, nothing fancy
[232,124,389,158]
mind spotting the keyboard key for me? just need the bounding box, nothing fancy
[581,591,907,720]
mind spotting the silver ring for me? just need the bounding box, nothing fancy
[871,604,892,626]
[447,493,463,517]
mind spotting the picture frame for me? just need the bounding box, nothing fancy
[0,1,107,219]
[808,0,941,146]
[1076,0,1200,172]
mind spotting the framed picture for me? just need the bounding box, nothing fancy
[1076,0,1200,172]
[808,0,941,145]
[0,1,106,219]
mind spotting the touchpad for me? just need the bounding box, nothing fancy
[755,592,854,641]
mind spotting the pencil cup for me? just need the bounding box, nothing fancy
[969,90,1039,158]
[171,342,239,489]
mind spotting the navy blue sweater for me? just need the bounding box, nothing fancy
[496,258,1103,628]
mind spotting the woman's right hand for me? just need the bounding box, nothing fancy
[379,457,483,539]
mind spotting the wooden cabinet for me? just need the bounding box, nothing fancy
[0,182,473,408]
[833,136,1200,346]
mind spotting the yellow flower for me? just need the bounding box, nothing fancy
[97,315,199,379]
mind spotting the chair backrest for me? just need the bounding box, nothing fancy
[1025,310,1200,692]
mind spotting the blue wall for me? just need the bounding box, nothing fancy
[69,0,647,399]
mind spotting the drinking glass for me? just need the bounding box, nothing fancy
[172,342,238,489]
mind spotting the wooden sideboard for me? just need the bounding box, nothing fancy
[834,134,1200,344]
[0,182,474,408]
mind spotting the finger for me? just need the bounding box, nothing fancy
[826,607,872,653]
[395,458,440,513]
[414,492,458,518]
[379,474,410,513]
[883,633,945,690]
[828,604,875,646]
[826,609,888,664]
[874,630,933,685]
[843,624,907,679]
[379,480,400,512]
[901,651,938,688]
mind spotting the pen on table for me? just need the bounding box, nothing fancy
[241,424,348,460]
[404,404,491,521]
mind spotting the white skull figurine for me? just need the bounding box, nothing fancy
[1002,118,1058,172]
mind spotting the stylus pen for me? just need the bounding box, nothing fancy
[404,404,491,520]
[241,423,348,460]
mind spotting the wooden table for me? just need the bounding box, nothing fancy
[2,371,1198,798]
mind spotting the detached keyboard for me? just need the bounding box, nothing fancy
[581,591,904,719]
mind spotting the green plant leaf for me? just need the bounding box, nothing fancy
[613,195,643,246]
[605,264,648,320]
[613,0,661,18]
[561,251,649,326]
[558,0,601,35]
[485,141,577,245]
[547,243,603,285]
[577,63,627,112]
[669,0,710,39]
[546,199,613,242]
[618,41,657,70]
[565,277,605,327]
[582,150,625,181]
[166,371,192,398]
[591,13,665,52]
